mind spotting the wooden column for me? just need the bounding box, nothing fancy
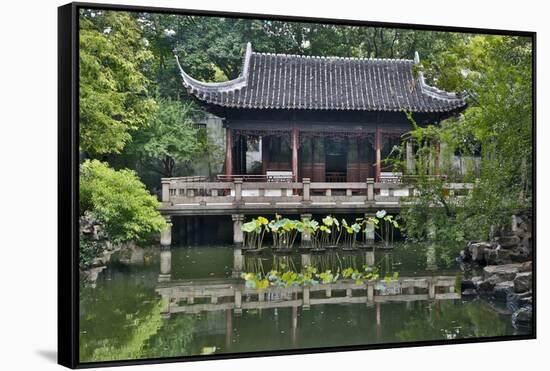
[406,139,415,175]
[225,128,233,178]
[434,141,441,176]
[291,128,299,181]
[375,127,381,182]
[261,136,269,174]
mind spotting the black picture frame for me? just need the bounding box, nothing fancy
[58,2,537,368]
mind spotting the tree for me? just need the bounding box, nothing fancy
[130,99,200,177]
[79,160,167,243]
[396,35,532,242]
[79,10,156,155]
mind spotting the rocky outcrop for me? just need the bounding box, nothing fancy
[80,212,134,286]
[461,261,533,330]
[512,305,533,329]
[460,214,532,265]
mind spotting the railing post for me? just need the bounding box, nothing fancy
[303,178,311,202]
[367,178,374,201]
[234,178,243,203]
[161,180,170,202]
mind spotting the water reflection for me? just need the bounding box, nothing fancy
[79,244,526,363]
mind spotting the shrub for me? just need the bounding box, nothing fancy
[80,159,166,243]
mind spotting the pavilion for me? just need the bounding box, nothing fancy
[175,43,466,183]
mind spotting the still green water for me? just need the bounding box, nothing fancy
[79,244,526,363]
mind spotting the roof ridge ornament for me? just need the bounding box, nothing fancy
[414,50,462,102]
[174,42,252,93]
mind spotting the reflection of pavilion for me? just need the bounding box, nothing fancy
[157,249,459,314]
[156,276,458,316]
[157,249,459,346]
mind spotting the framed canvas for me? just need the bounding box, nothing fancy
[58,2,536,368]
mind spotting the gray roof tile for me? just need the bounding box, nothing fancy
[175,43,466,113]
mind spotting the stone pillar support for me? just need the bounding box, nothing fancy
[364,213,375,243]
[232,214,244,247]
[300,213,312,247]
[160,215,172,247]
[158,249,172,282]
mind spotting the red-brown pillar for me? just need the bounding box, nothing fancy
[225,128,233,179]
[261,136,269,174]
[291,128,299,181]
[375,127,381,182]
[434,141,441,176]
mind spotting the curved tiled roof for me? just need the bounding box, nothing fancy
[176,43,466,113]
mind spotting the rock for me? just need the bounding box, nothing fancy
[462,244,472,261]
[482,263,522,281]
[470,242,492,263]
[506,291,532,311]
[512,305,532,329]
[462,288,478,296]
[509,245,531,262]
[519,261,532,272]
[495,235,520,248]
[485,248,512,265]
[477,275,501,294]
[493,281,515,301]
[513,272,532,293]
[471,276,483,286]
[461,279,476,290]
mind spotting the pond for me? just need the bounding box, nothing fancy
[79,243,527,363]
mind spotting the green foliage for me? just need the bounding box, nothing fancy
[394,36,532,242]
[268,214,302,249]
[79,10,156,155]
[80,160,167,243]
[130,98,200,177]
[79,235,102,267]
[241,216,269,250]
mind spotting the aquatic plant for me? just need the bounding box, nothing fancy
[361,210,401,248]
[320,215,342,247]
[341,218,362,249]
[240,264,383,289]
[268,214,303,250]
[241,216,269,250]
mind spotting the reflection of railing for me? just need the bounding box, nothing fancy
[156,276,459,317]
